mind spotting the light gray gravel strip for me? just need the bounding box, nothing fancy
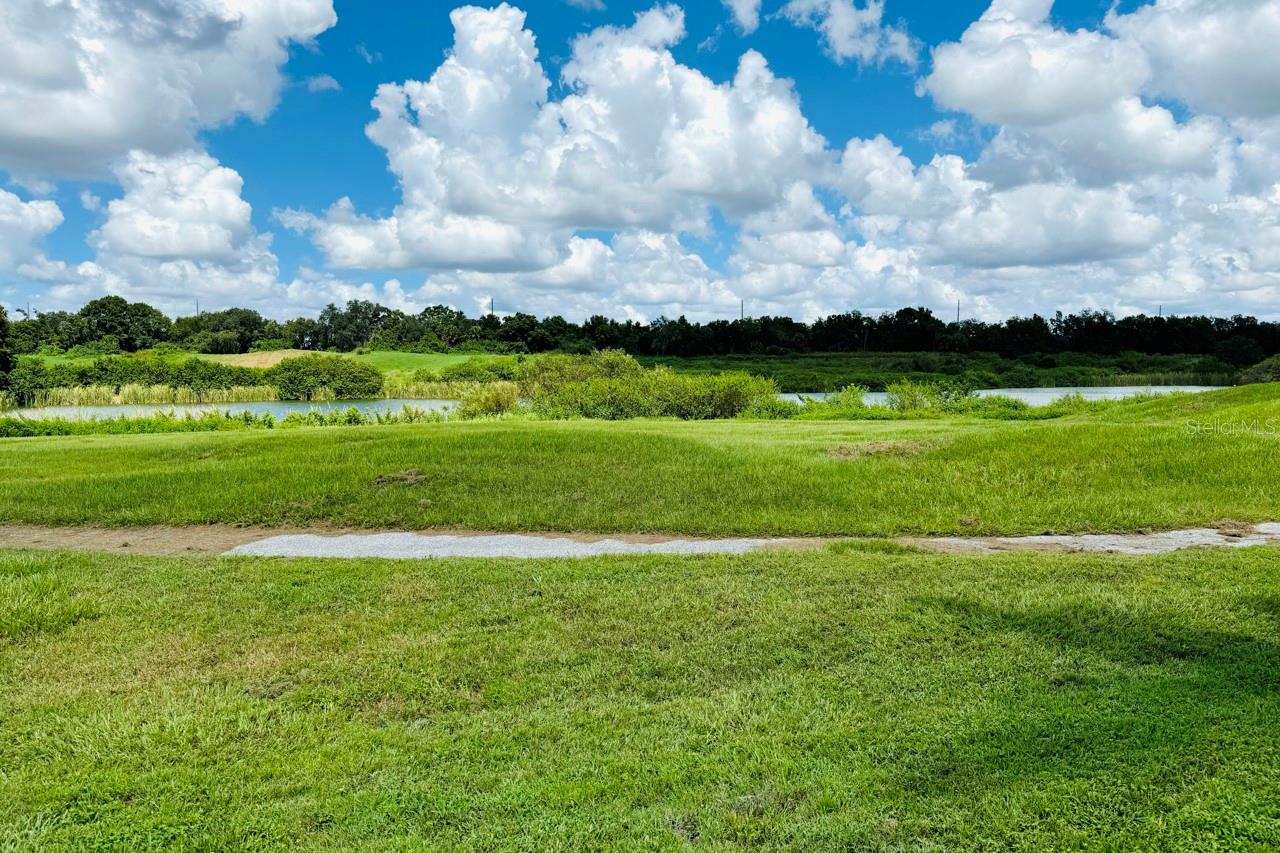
[225,532,776,560]
[915,526,1280,556]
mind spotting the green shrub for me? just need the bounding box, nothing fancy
[265,355,383,400]
[515,350,644,397]
[455,382,519,419]
[1240,355,1280,385]
[531,369,776,421]
[885,380,940,412]
[738,396,802,420]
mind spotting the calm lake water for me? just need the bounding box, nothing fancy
[9,385,1225,421]
[780,385,1226,407]
[8,399,456,421]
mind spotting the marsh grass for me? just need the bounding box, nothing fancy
[0,547,1277,848]
[32,385,279,407]
[380,378,477,400]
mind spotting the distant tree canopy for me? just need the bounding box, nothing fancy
[9,298,1280,365]
[0,306,13,390]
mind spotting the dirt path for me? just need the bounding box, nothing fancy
[0,523,1277,559]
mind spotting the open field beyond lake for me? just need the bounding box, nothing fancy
[2,546,1278,849]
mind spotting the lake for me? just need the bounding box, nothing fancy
[7,399,456,422]
[780,385,1226,407]
[8,385,1226,421]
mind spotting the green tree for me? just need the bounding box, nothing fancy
[0,306,13,390]
[78,296,171,351]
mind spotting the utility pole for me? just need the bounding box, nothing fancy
[956,299,960,325]
[740,299,744,321]
[489,297,495,316]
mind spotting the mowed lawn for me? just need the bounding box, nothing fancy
[0,386,1278,536]
[2,546,1277,849]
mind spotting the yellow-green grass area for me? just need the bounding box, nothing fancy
[2,545,1277,849]
[27,349,486,375]
[1,385,1277,537]
[199,349,479,376]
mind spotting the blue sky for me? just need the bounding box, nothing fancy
[2,0,1278,321]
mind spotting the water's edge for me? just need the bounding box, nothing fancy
[12,385,1225,421]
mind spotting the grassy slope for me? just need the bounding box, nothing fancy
[2,546,1277,849]
[0,386,1277,536]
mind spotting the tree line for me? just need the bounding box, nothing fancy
[6,295,1279,368]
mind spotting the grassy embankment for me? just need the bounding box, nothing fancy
[2,545,1278,848]
[0,385,1276,536]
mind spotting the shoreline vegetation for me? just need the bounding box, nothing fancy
[6,346,1249,409]
[0,347,1244,438]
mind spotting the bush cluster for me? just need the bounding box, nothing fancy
[529,369,777,421]
[1240,355,1280,385]
[9,354,263,405]
[263,355,384,401]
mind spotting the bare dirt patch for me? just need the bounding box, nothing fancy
[0,524,324,556]
[373,469,429,487]
[827,440,932,460]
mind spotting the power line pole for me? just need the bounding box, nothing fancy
[740,299,744,321]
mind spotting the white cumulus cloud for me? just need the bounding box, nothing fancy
[0,0,337,180]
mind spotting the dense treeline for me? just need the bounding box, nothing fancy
[9,295,1279,366]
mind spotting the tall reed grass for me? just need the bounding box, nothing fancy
[381,379,476,400]
[0,405,446,437]
[0,392,15,413]
[30,385,279,408]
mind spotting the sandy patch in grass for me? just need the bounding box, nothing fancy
[827,440,934,460]
[0,525,313,556]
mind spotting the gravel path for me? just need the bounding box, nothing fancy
[906,523,1280,556]
[225,532,783,559]
[3,523,1279,560]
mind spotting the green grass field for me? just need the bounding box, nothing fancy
[3,385,1278,848]
[1,386,1277,536]
[2,545,1277,848]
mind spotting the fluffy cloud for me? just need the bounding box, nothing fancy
[0,0,336,180]
[721,0,761,33]
[288,4,829,271]
[10,0,1280,323]
[1108,0,1280,120]
[781,0,917,67]
[0,189,62,270]
[922,0,1224,186]
[93,150,252,262]
[31,149,411,318]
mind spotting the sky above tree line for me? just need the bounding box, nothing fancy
[1,0,1278,323]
